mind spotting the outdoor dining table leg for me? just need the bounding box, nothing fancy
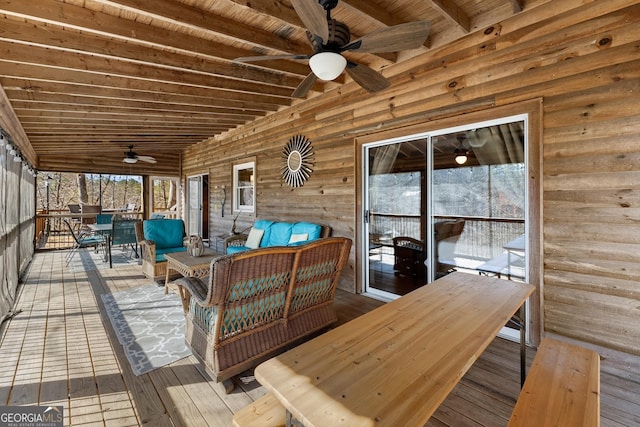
[519,303,526,387]
[286,410,304,427]
[108,235,112,268]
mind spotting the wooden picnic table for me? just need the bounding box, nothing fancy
[255,271,535,427]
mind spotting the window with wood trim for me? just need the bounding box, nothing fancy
[232,161,255,214]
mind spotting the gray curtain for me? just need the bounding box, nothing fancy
[371,143,400,175]
[466,122,524,165]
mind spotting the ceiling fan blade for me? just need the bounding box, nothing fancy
[345,62,390,93]
[342,21,431,53]
[137,156,157,164]
[234,54,310,63]
[291,0,329,44]
[292,72,318,98]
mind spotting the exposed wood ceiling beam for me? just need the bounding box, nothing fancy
[341,0,431,48]
[510,0,525,13]
[23,126,228,134]
[225,0,301,24]
[7,91,267,118]
[0,64,290,107]
[0,41,296,98]
[341,0,405,26]
[425,0,471,33]
[0,18,307,88]
[13,109,246,122]
[11,103,257,122]
[0,78,277,112]
[2,0,310,76]
[223,0,397,62]
[93,0,308,56]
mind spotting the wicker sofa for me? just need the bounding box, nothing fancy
[225,219,331,254]
[176,236,352,391]
[135,218,187,281]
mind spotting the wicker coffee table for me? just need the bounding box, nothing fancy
[164,248,224,308]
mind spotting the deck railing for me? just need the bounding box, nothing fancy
[369,212,524,262]
[35,210,152,250]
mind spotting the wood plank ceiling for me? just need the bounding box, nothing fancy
[0,0,521,175]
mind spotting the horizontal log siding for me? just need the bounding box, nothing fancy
[182,0,640,353]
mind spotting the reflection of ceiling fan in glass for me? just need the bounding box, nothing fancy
[235,0,430,98]
[123,145,156,164]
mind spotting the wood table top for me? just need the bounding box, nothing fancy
[87,223,112,232]
[164,248,224,267]
[255,272,535,427]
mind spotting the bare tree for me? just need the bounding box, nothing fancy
[77,174,88,204]
[169,180,177,209]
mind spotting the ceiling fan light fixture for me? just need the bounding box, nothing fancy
[454,148,468,165]
[123,157,137,164]
[309,52,346,81]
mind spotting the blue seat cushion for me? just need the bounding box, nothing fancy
[226,246,249,255]
[144,219,184,250]
[266,222,293,246]
[155,246,187,262]
[80,236,104,245]
[292,222,322,241]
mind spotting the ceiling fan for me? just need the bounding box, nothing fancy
[235,0,430,98]
[123,145,156,164]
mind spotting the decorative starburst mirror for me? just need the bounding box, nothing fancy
[282,135,314,187]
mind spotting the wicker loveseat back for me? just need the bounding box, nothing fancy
[177,236,352,386]
[225,219,332,254]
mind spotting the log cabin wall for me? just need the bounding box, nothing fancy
[182,0,640,355]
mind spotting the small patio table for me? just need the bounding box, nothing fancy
[164,249,224,309]
[255,271,534,427]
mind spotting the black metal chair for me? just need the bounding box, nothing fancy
[63,219,106,266]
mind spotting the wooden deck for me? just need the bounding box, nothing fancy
[1,249,639,426]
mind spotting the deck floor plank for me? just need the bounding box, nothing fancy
[40,252,72,421]
[146,361,213,427]
[0,249,639,426]
[8,261,49,409]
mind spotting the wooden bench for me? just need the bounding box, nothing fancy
[233,392,286,427]
[508,337,600,427]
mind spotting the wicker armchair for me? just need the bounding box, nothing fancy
[392,236,425,277]
[177,237,352,392]
[135,219,187,281]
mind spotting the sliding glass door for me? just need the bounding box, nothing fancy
[362,116,529,309]
[187,174,209,239]
[429,118,527,282]
[363,139,427,300]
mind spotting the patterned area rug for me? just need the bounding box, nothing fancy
[68,246,139,273]
[101,285,192,376]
